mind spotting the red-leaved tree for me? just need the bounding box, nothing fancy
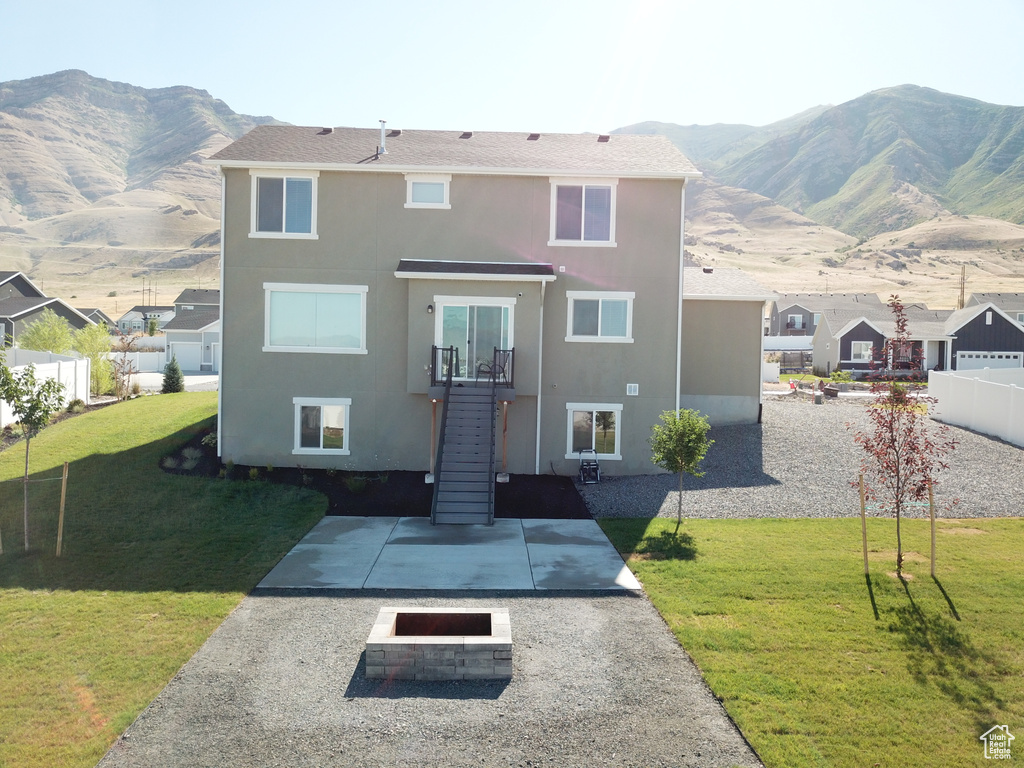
[850,295,957,574]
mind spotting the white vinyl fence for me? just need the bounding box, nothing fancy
[1,350,91,429]
[106,351,166,373]
[928,368,1024,448]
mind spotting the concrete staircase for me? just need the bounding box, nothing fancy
[432,386,497,525]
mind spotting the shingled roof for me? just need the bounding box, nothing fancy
[682,267,776,302]
[208,126,701,178]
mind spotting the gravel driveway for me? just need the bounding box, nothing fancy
[98,592,762,768]
[580,395,1024,519]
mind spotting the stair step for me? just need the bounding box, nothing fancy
[437,482,491,493]
[434,512,492,525]
[437,490,491,503]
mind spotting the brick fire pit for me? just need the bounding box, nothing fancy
[365,607,512,681]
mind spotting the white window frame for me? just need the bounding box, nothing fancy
[813,312,822,327]
[565,291,634,343]
[789,314,804,330]
[1016,312,1024,324]
[548,177,617,247]
[404,173,452,209]
[292,397,351,455]
[565,402,622,461]
[249,169,319,239]
[849,341,872,362]
[263,283,368,354]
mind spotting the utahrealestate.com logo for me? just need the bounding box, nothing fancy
[980,725,1014,760]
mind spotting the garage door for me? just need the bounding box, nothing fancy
[170,343,202,372]
[956,351,1024,370]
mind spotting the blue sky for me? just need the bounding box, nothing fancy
[4,0,1024,133]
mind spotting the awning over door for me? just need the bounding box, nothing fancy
[395,259,556,282]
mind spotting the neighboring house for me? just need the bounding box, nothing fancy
[768,293,883,336]
[208,124,773,494]
[0,296,94,347]
[76,308,116,331]
[944,301,1024,370]
[163,289,220,372]
[116,305,175,334]
[965,292,1024,327]
[812,305,952,377]
[0,270,46,301]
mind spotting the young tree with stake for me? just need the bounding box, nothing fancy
[851,296,956,574]
[0,361,66,551]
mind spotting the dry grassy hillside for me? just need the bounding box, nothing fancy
[687,181,1024,306]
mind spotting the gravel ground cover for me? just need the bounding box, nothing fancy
[97,592,762,768]
[580,394,1024,520]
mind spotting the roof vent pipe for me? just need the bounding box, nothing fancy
[379,119,388,154]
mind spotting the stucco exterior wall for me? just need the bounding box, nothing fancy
[678,299,764,424]
[220,165,763,475]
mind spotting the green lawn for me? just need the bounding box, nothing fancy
[601,516,1024,768]
[0,393,325,768]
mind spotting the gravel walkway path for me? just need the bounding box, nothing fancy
[581,395,1024,520]
[98,592,762,768]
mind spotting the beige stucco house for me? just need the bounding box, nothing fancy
[208,125,772,511]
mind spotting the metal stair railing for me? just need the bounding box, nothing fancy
[430,346,458,525]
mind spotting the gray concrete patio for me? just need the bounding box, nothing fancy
[257,517,642,591]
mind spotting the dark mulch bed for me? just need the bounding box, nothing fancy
[163,426,590,520]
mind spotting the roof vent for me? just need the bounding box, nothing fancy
[527,133,540,141]
[387,129,402,137]
[318,127,333,135]
[379,119,388,155]
[597,134,610,142]
[460,131,473,139]
[703,267,714,274]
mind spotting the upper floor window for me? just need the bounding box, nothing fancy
[788,314,804,330]
[405,173,451,209]
[549,178,617,246]
[566,291,634,343]
[263,283,367,354]
[250,170,318,238]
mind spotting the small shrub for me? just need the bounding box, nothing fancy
[830,369,854,383]
[302,473,312,486]
[162,456,179,470]
[325,467,337,478]
[131,379,141,396]
[182,447,202,461]
[201,432,217,451]
[181,457,198,471]
[248,466,260,481]
[66,398,86,414]
[224,460,235,480]
[344,474,368,494]
[218,468,226,479]
[265,464,274,473]
[377,472,389,485]
[107,290,117,297]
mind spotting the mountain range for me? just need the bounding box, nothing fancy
[2,72,1023,313]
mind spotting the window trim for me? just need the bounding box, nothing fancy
[263,282,368,354]
[249,169,319,239]
[548,177,617,247]
[565,291,635,343]
[565,402,622,461]
[849,340,873,362]
[788,313,805,330]
[404,173,452,209]
[292,397,351,455]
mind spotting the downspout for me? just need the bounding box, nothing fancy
[675,180,687,412]
[216,168,226,458]
[534,280,547,474]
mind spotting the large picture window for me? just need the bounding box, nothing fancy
[566,291,634,343]
[250,171,318,238]
[264,283,368,354]
[293,397,350,455]
[549,178,617,246]
[565,403,622,460]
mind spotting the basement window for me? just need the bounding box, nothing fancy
[293,397,351,455]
